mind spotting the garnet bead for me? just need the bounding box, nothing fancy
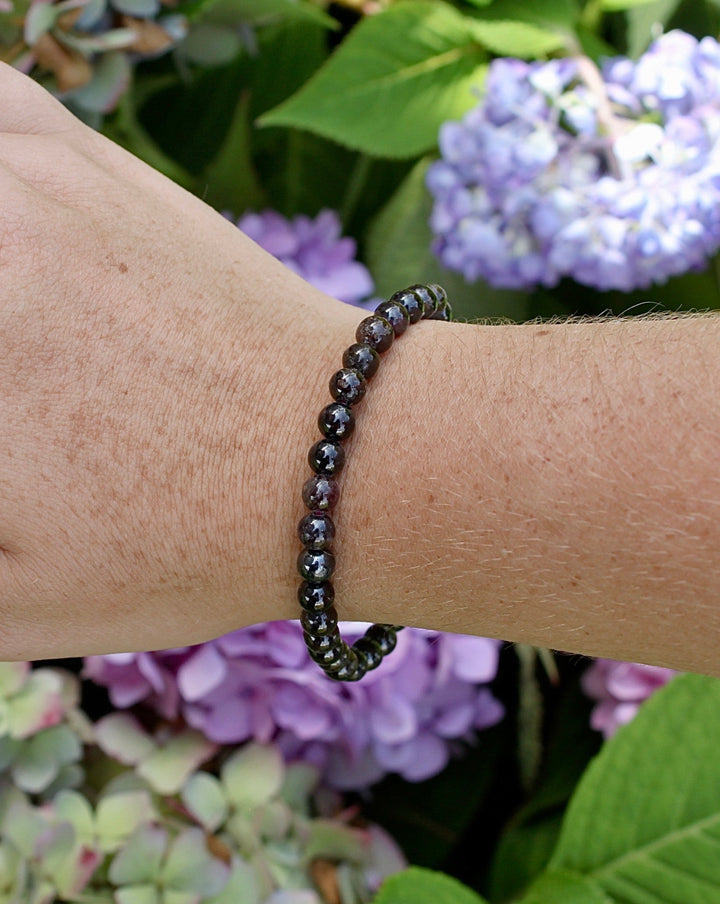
[297,548,335,583]
[390,288,423,324]
[308,440,345,476]
[318,403,355,440]
[343,343,380,380]
[297,513,335,549]
[355,315,394,352]
[408,283,437,318]
[298,580,335,612]
[353,636,384,671]
[309,643,346,669]
[301,606,338,636]
[302,475,339,511]
[374,300,410,336]
[365,624,398,656]
[330,368,366,405]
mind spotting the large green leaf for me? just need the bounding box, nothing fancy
[625,0,682,56]
[259,2,488,158]
[520,871,613,903]
[466,19,568,56]
[548,674,720,903]
[372,867,489,904]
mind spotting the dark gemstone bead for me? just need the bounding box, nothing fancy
[430,302,452,322]
[373,300,410,337]
[343,343,380,380]
[353,636,384,671]
[355,316,394,353]
[428,283,447,307]
[308,641,346,669]
[304,630,338,654]
[390,288,423,324]
[329,368,366,406]
[408,284,438,318]
[308,440,345,476]
[301,605,338,636]
[327,649,366,682]
[302,475,339,511]
[318,403,355,441]
[297,513,335,550]
[298,580,335,613]
[297,548,335,583]
[365,624,398,656]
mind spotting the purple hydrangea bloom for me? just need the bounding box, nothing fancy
[234,209,375,306]
[427,31,720,291]
[582,658,677,737]
[84,624,503,789]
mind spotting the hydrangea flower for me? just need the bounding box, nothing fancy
[6,0,188,114]
[582,658,677,737]
[234,209,375,307]
[84,624,504,789]
[427,31,720,291]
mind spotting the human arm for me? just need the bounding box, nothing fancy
[1,64,719,675]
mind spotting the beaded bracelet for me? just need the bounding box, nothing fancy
[296,284,452,682]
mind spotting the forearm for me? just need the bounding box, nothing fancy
[292,312,720,675]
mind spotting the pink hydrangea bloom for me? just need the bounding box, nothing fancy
[582,658,677,737]
[84,624,503,789]
[233,209,375,306]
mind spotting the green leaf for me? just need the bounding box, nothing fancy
[471,0,579,29]
[467,19,568,56]
[365,157,529,322]
[372,867,489,904]
[95,713,156,765]
[601,0,659,10]
[259,1,488,158]
[625,0,681,57]
[549,674,720,903]
[520,870,613,903]
[191,0,336,28]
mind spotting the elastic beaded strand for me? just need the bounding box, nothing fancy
[296,285,452,681]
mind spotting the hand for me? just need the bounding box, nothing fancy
[0,64,359,660]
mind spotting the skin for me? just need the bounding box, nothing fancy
[1,64,719,675]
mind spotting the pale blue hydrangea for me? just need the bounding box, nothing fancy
[427,31,720,291]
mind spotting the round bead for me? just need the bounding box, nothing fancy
[431,302,451,322]
[373,300,410,336]
[297,548,335,583]
[308,440,345,476]
[355,316,394,353]
[301,606,338,636]
[328,649,365,682]
[343,343,380,380]
[330,368,366,406]
[353,636,385,671]
[304,630,338,654]
[365,624,398,656]
[390,288,423,324]
[309,642,346,669]
[298,580,335,613]
[318,403,355,440]
[302,474,339,511]
[297,513,335,549]
[428,283,447,307]
[408,284,438,318]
